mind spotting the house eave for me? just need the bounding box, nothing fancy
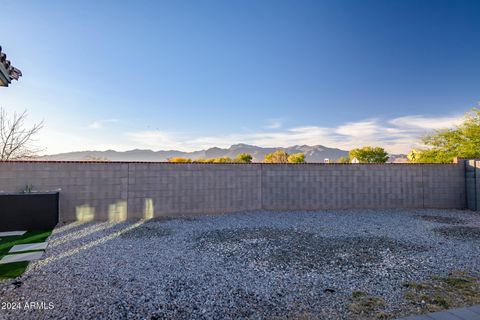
[0,63,11,87]
[0,46,22,87]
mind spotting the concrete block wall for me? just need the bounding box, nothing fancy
[262,164,464,210]
[0,162,129,222]
[0,161,468,223]
[465,159,480,211]
[126,163,261,218]
[477,161,480,211]
[421,164,466,209]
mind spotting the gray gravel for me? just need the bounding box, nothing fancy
[0,209,479,319]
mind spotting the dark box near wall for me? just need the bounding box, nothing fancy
[0,192,59,231]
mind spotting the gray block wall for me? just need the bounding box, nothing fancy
[477,161,480,211]
[261,164,464,210]
[0,162,468,223]
[421,164,466,209]
[465,159,480,211]
[0,162,129,222]
[127,163,261,218]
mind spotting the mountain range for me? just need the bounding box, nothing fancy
[39,144,408,163]
[39,144,350,162]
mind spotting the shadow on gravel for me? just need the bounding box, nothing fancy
[196,228,427,271]
[151,287,287,320]
[144,216,198,223]
[417,215,465,225]
[150,278,344,320]
[52,222,97,238]
[433,226,480,241]
[120,224,172,239]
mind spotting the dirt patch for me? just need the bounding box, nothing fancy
[120,224,172,239]
[403,271,480,313]
[433,226,480,241]
[417,215,465,225]
[196,227,425,271]
[348,291,389,319]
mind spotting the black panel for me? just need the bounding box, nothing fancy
[0,192,59,231]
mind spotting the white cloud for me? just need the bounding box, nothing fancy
[388,115,463,129]
[126,131,188,150]
[265,118,283,129]
[36,112,464,155]
[35,129,131,155]
[88,122,102,130]
[126,113,462,154]
[335,120,379,137]
[88,118,119,130]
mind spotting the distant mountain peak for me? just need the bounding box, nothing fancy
[39,144,351,162]
[230,143,255,149]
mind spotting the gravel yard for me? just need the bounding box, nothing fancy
[0,209,479,319]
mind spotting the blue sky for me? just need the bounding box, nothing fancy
[1,0,478,154]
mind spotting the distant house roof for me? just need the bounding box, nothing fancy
[0,46,22,87]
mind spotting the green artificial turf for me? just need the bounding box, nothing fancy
[0,261,29,279]
[0,230,52,280]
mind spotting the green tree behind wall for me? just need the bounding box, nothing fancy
[410,108,480,163]
[336,156,350,163]
[349,147,389,163]
[264,150,306,163]
[287,153,305,163]
[236,153,253,163]
[264,150,289,163]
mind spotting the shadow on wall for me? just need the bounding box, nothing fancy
[75,198,155,223]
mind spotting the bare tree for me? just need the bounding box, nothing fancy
[0,108,43,160]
